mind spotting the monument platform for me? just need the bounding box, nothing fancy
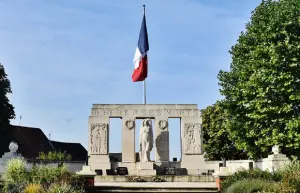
[91,182,218,193]
[95,175,215,183]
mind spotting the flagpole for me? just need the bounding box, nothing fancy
[143,80,146,104]
[143,4,147,105]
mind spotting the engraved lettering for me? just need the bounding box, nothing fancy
[156,110,161,116]
[180,110,185,116]
[104,109,110,116]
[149,110,154,116]
[141,110,146,116]
[117,110,122,116]
[133,110,138,116]
[124,110,128,116]
[167,110,172,116]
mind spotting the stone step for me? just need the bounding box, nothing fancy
[87,187,218,193]
[95,175,215,183]
[91,182,218,193]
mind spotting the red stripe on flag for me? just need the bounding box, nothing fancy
[132,56,148,82]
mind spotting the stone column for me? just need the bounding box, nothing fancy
[121,117,136,170]
[180,115,205,175]
[154,117,169,163]
[88,116,111,175]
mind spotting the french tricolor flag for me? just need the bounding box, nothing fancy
[132,10,149,82]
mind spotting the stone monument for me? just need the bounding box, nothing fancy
[0,141,23,173]
[83,104,205,176]
[262,145,290,171]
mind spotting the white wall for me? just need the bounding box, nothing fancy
[205,160,256,173]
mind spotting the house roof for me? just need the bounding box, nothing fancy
[0,125,87,161]
[50,140,87,161]
[0,125,54,159]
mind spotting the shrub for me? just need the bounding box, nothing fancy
[1,158,85,193]
[2,158,28,183]
[150,176,166,182]
[23,183,44,193]
[47,183,84,193]
[225,179,277,193]
[271,160,300,193]
[221,168,281,191]
[37,151,72,161]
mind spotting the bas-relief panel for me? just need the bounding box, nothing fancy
[90,123,108,155]
[183,123,202,155]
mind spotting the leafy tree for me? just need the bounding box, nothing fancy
[202,101,248,161]
[0,64,15,130]
[218,0,300,159]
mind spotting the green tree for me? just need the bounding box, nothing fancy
[202,102,248,161]
[0,64,15,130]
[218,0,300,159]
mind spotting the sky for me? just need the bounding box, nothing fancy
[1,0,261,160]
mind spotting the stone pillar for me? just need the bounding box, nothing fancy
[154,117,169,163]
[121,117,136,170]
[180,115,206,175]
[88,116,111,175]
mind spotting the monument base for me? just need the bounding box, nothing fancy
[137,162,154,170]
[135,162,156,175]
[89,155,110,175]
[76,165,96,176]
[262,153,290,171]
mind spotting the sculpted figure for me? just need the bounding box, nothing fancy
[139,119,153,162]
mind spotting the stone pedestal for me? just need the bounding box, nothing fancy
[76,165,97,176]
[136,162,156,176]
[262,153,290,171]
[89,155,110,175]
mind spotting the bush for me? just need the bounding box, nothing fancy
[23,183,44,193]
[1,158,29,192]
[225,179,277,193]
[48,183,84,193]
[274,160,300,193]
[221,168,281,191]
[1,158,85,193]
[37,151,72,161]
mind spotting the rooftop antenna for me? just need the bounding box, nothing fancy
[48,132,51,140]
[19,115,22,127]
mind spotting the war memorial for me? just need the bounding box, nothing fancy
[76,104,290,192]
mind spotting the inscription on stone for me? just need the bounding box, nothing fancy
[91,109,200,117]
[90,123,108,155]
[183,123,202,154]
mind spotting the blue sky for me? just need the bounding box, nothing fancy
[1,0,261,160]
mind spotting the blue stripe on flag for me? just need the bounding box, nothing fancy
[138,14,149,55]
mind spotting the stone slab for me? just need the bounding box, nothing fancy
[94,182,217,188]
[90,104,201,117]
[137,162,154,170]
[137,169,156,176]
[76,166,96,176]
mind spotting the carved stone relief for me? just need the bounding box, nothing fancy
[124,120,135,130]
[90,123,108,155]
[158,120,168,130]
[183,123,202,154]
